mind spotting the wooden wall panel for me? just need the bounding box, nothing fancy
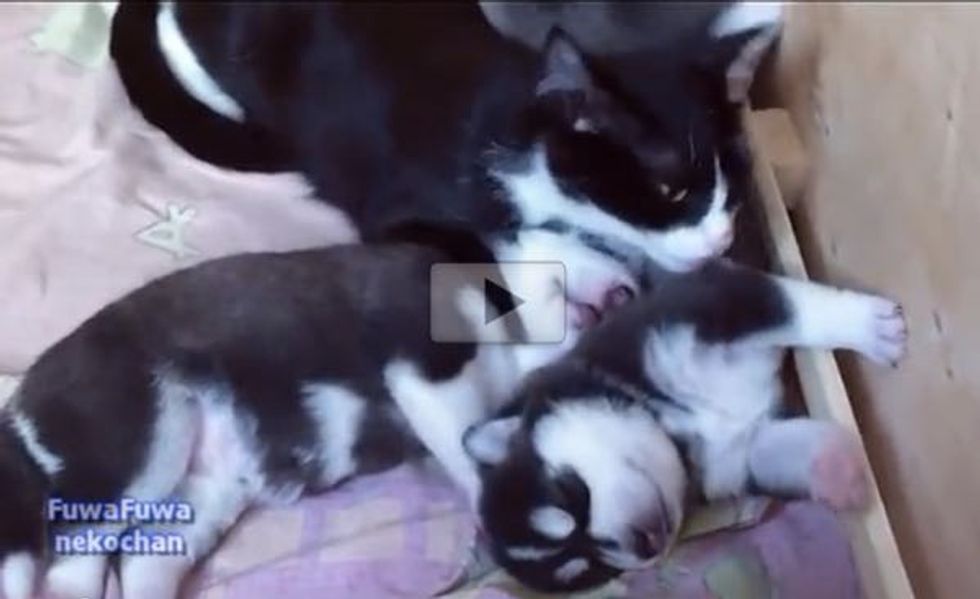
[774,4,980,598]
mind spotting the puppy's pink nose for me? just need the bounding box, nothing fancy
[569,301,601,329]
[631,530,660,561]
[604,284,635,309]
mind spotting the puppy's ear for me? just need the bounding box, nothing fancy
[536,28,596,99]
[703,2,783,102]
[463,417,521,467]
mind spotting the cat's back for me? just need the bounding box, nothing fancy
[176,2,535,148]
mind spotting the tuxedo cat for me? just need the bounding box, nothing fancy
[464,259,907,592]
[0,224,632,599]
[111,2,782,283]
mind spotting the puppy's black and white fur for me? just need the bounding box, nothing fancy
[0,224,635,599]
[464,260,908,592]
[112,2,782,280]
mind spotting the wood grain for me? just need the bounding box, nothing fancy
[773,5,980,598]
[745,107,913,599]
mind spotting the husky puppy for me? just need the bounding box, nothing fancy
[464,259,907,592]
[0,224,635,599]
[111,2,782,278]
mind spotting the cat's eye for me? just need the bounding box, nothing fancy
[573,117,598,133]
[657,183,689,203]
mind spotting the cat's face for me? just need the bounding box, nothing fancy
[494,4,779,273]
[464,392,687,592]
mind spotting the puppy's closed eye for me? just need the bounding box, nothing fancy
[554,557,590,584]
[550,469,590,515]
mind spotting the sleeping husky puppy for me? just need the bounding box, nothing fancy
[464,259,907,592]
[0,225,632,599]
[111,2,782,278]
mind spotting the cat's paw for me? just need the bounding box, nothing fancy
[808,430,869,511]
[850,295,908,366]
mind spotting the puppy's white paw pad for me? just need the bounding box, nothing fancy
[121,556,188,599]
[1,553,36,599]
[43,554,110,599]
[809,431,869,511]
[853,296,908,366]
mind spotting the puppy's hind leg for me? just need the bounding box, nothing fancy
[120,400,261,599]
[45,378,201,599]
[747,418,868,510]
[1,553,37,599]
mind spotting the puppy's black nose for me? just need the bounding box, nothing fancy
[631,530,659,560]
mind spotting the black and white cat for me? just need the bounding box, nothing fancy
[464,259,907,592]
[0,224,631,599]
[111,2,782,282]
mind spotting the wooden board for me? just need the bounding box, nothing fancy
[744,107,913,599]
[771,5,980,598]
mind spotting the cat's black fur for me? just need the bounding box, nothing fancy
[109,2,294,171]
[111,2,773,258]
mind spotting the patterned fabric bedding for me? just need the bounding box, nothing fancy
[0,5,861,598]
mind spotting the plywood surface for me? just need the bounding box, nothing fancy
[774,5,980,598]
[745,108,912,599]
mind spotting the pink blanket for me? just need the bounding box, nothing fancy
[0,3,355,376]
[0,5,860,598]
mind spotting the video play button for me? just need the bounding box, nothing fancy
[483,278,525,324]
[429,262,566,343]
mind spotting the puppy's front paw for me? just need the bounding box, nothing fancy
[1,553,36,599]
[44,555,107,599]
[121,554,190,599]
[808,430,869,511]
[850,295,908,366]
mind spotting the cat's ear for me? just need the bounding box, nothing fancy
[703,2,783,102]
[536,28,596,99]
[463,417,521,467]
[536,28,613,132]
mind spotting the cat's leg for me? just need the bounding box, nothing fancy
[695,418,867,510]
[119,400,261,599]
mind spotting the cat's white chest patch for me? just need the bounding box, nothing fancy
[491,148,610,232]
[490,148,653,251]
